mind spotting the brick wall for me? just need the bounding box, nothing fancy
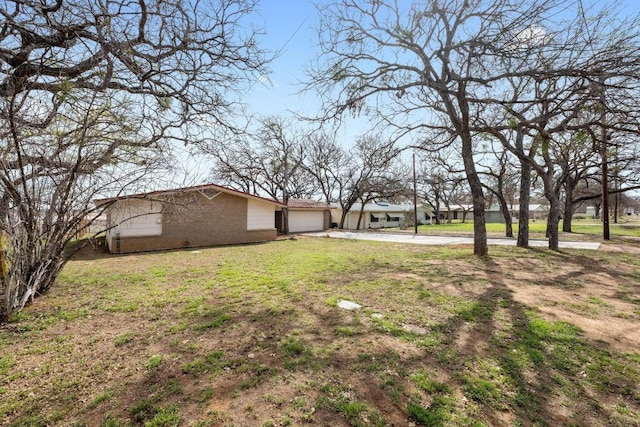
[108,191,277,253]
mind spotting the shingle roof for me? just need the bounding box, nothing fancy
[94,183,285,207]
[286,199,333,209]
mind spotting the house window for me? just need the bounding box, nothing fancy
[370,214,379,222]
[386,215,400,222]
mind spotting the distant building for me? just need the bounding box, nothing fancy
[331,201,430,230]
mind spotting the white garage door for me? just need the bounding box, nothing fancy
[289,211,324,232]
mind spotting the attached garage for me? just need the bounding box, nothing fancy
[277,199,333,233]
[289,210,325,233]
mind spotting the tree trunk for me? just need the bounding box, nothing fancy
[562,179,575,232]
[600,79,610,240]
[432,201,441,225]
[462,137,487,256]
[339,209,348,229]
[496,195,513,238]
[545,187,561,251]
[517,159,531,247]
[356,204,366,230]
[282,207,290,235]
[0,235,10,323]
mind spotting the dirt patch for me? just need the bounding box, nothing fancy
[498,249,640,353]
[1,238,638,426]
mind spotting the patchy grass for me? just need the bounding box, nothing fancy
[413,217,640,238]
[0,237,639,426]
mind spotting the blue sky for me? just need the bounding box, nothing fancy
[175,0,640,187]
[248,0,371,145]
[246,0,640,147]
[251,0,316,112]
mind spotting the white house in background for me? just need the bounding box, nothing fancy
[277,199,333,233]
[493,204,549,222]
[527,204,549,220]
[331,201,429,230]
[444,204,473,221]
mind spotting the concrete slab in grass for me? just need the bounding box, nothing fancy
[337,299,361,310]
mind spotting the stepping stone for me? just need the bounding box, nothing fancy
[337,299,361,310]
[402,324,428,335]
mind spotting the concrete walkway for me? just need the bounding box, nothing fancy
[302,230,601,250]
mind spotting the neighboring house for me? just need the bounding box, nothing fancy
[446,204,473,221]
[524,204,549,220]
[485,208,507,224]
[460,204,548,222]
[277,199,333,233]
[422,204,472,223]
[73,212,107,238]
[86,213,108,234]
[331,201,424,230]
[95,184,284,254]
[416,204,434,225]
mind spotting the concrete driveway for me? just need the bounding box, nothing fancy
[302,230,601,250]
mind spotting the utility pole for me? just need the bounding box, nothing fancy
[600,76,610,240]
[413,153,418,235]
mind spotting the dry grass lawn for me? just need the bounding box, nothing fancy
[0,236,639,426]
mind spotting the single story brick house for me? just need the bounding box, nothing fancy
[95,184,284,254]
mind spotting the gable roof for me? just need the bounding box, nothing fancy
[94,183,285,207]
[332,201,409,214]
[286,199,333,209]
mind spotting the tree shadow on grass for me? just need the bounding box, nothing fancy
[433,255,638,426]
[46,248,640,426]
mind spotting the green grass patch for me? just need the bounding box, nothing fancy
[182,350,225,376]
[106,302,139,313]
[114,333,134,347]
[407,396,455,427]
[414,218,640,238]
[334,326,358,336]
[146,355,163,370]
[1,237,639,426]
[281,336,305,356]
[144,404,180,427]
[0,355,14,376]
[462,375,501,404]
[195,313,231,331]
[317,383,386,427]
[411,371,453,395]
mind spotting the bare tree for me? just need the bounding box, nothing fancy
[416,154,465,225]
[478,149,519,237]
[309,0,640,253]
[472,1,640,249]
[307,0,569,255]
[0,0,268,322]
[208,116,314,233]
[302,132,346,204]
[254,117,311,234]
[307,134,400,229]
[555,129,600,232]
